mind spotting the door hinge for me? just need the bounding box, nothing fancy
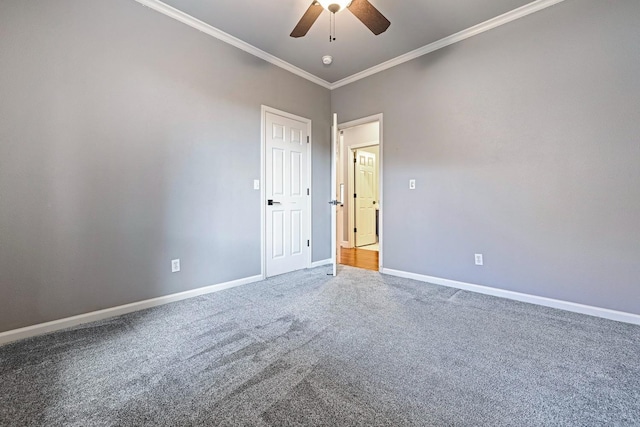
[354,193,357,198]
[306,136,310,143]
[354,228,357,233]
[354,158,357,164]
[307,240,310,247]
[307,188,310,196]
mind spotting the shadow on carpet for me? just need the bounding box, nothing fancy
[1,266,639,426]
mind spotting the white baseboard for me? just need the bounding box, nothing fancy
[340,241,351,248]
[310,259,332,268]
[6,267,635,346]
[0,275,262,346]
[381,268,640,326]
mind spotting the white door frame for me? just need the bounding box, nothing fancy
[338,113,384,271]
[331,113,338,276]
[260,105,313,279]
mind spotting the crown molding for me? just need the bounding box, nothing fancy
[133,0,332,89]
[329,0,567,89]
[134,0,566,91]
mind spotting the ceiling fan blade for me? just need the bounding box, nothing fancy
[290,1,324,38]
[347,0,390,35]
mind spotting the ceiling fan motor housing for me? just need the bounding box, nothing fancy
[291,0,389,38]
[317,0,352,13]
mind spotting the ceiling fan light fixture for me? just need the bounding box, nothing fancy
[317,0,352,13]
[291,0,390,39]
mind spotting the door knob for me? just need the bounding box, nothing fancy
[267,200,281,205]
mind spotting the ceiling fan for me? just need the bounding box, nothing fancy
[290,0,390,38]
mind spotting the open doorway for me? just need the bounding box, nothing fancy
[336,115,382,272]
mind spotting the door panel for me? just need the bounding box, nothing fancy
[272,148,285,195]
[355,150,377,247]
[272,210,285,258]
[265,112,309,277]
[291,152,302,196]
[291,210,302,255]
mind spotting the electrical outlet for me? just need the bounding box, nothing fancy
[171,259,180,273]
[409,179,416,190]
[475,254,483,266]
[253,179,260,190]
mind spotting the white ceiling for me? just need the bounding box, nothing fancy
[151,0,540,85]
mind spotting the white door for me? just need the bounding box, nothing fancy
[265,111,310,277]
[355,150,377,247]
[330,113,339,276]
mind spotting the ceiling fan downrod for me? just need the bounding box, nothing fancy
[329,9,336,42]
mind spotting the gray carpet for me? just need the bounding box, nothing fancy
[1,266,639,426]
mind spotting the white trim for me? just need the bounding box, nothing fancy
[341,241,350,248]
[376,115,384,271]
[337,115,384,132]
[330,113,338,276]
[330,0,567,89]
[260,107,267,280]
[348,149,355,248]
[347,141,380,150]
[134,0,565,91]
[337,133,345,253]
[338,114,384,271]
[261,106,313,279]
[381,269,640,326]
[311,258,332,268]
[308,116,314,272]
[0,275,262,346]
[133,0,331,89]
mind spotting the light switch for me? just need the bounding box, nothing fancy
[409,179,416,190]
[253,180,260,190]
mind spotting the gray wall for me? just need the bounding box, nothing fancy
[0,0,331,332]
[332,0,640,314]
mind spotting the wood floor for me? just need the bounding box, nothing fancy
[339,247,379,271]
